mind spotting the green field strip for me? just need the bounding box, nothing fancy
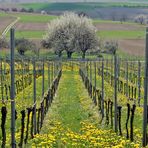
[15,13,57,23]
[6,30,45,39]
[0,12,57,23]
[0,12,14,17]
[93,19,146,26]
[98,30,145,39]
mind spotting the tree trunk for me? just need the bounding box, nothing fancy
[58,51,62,58]
[67,52,72,59]
[82,52,86,59]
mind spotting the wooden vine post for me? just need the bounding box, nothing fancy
[111,58,113,86]
[94,61,97,105]
[0,59,4,101]
[48,62,50,88]
[94,61,96,92]
[101,58,104,118]
[86,60,88,77]
[114,53,118,133]
[138,60,141,106]
[52,62,54,82]
[54,61,56,78]
[143,27,148,147]
[90,61,92,84]
[126,61,128,97]
[33,59,36,134]
[10,28,16,148]
[42,60,45,96]
[118,58,120,92]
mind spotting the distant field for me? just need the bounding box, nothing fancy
[9,30,45,39]
[21,2,148,11]
[14,13,57,23]
[98,30,144,39]
[14,22,47,31]
[19,2,148,22]
[94,22,144,31]
[119,39,144,57]
[0,12,56,39]
[0,13,16,34]
[0,11,146,57]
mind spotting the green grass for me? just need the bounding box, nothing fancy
[0,13,9,17]
[93,19,144,26]
[14,23,144,40]
[53,70,88,132]
[0,12,17,22]
[6,30,45,39]
[41,70,97,132]
[15,13,57,23]
[0,12,14,17]
[0,12,57,23]
[98,30,145,39]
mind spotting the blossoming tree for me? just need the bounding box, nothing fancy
[42,12,99,59]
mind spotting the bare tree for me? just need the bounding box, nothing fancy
[111,12,117,21]
[134,14,147,25]
[104,40,118,55]
[120,14,127,23]
[15,38,36,55]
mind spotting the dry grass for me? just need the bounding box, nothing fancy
[0,17,15,33]
[14,22,48,31]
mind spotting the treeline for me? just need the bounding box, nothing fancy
[0,7,34,13]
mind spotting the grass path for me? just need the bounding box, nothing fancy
[51,70,87,132]
[41,69,98,133]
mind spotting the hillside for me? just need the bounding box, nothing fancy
[19,2,148,21]
[2,2,148,21]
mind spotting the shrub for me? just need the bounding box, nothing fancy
[0,38,9,50]
[11,8,18,12]
[28,8,34,13]
[104,40,118,55]
[20,8,27,12]
[15,38,36,55]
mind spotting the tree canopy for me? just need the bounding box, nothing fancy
[15,38,36,55]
